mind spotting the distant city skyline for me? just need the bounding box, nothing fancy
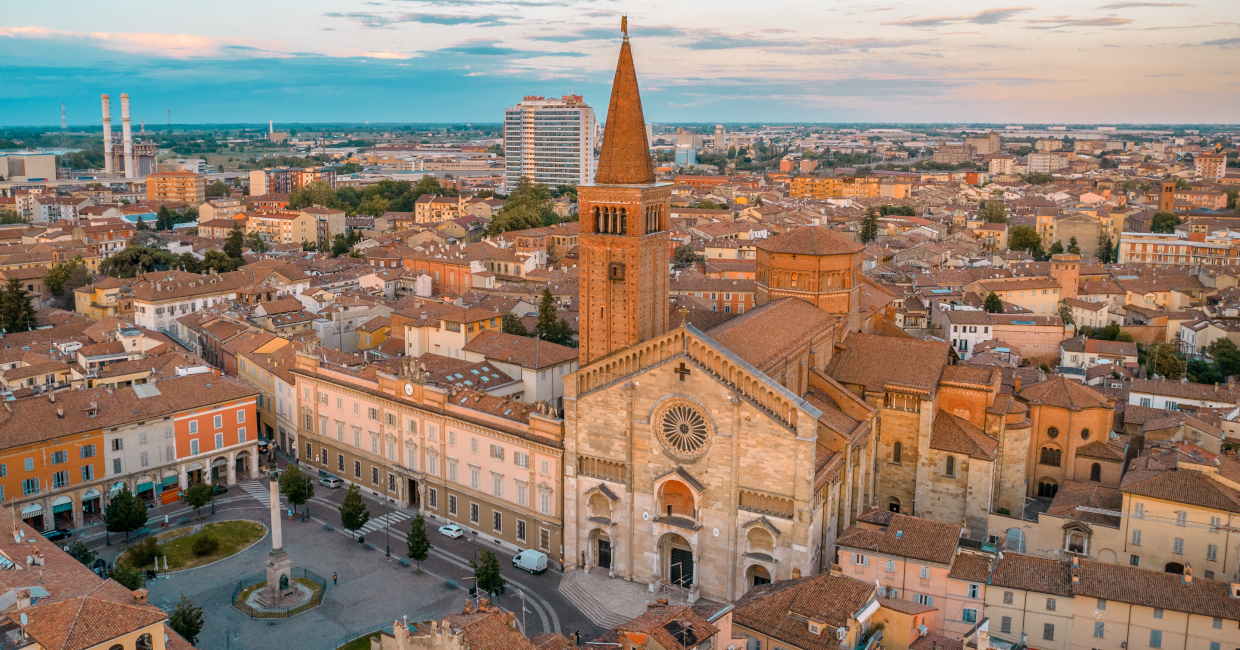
[2,0,1238,126]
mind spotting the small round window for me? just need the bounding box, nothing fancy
[1046,427,1059,439]
[1081,429,1091,441]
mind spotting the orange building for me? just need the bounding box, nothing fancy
[0,426,103,532]
[146,170,206,204]
[789,175,881,199]
[401,249,475,297]
[755,226,865,333]
[173,387,258,485]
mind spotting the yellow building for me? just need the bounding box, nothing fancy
[146,170,206,204]
[74,276,132,321]
[357,316,390,350]
[790,175,882,200]
[244,209,317,246]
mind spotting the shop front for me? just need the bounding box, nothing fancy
[51,496,74,529]
[21,502,44,531]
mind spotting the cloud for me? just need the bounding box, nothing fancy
[1098,1,1194,7]
[363,50,417,59]
[325,11,507,28]
[438,39,583,57]
[1201,37,1240,49]
[884,7,1032,27]
[0,26,250,58]
[531,25,685,42]
[1023,15,1134,28]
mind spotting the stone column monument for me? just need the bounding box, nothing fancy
[256,478,295,608]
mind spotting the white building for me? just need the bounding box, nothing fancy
[503,94,596,192]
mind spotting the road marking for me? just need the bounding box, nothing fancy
[360,511,411,534]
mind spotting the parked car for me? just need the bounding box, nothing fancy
[513,550,548,574]
[211,484,229,495]
[319,476,342,488]
[258,441,270,454]
[438,524,464,539]
[41,529,72,543]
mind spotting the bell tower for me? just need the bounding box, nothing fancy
[578,21,671,365]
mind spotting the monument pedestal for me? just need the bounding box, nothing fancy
[256,548,296,608]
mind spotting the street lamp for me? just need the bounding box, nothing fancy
[384,497,391,557]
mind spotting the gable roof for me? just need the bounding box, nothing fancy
[930,410,998,461]
[1018,376,1112,410]
[12,595,167,650]
[827,333,950,396]
[836,512,963,565]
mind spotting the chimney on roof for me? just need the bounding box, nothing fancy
[132,588,148,605]
[1014,376,1022,392]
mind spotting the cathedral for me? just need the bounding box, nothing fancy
[562,24,1125,604]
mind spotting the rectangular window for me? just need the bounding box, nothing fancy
[1135,502,1145,518]
[448,460,458,483]
[470,467,479,490]
[191,439,199,455]
[81,465,94,482]
[1003,591,1013,604]
[113,458,122,474]
[490,444,504,461]
[238,428,246,443]
[80,444,97,459]
[1173,538,1184,554]
[1094,622,1105,639]
[52,470,69,488]
[215,433,224,449]
[0,463,5,477]
[1131,554,1140,566]
[1212,516,1222,532]
[919,566,930,579]
[21,478,38,495]
[1097,599,1107,611]
[338,455,344,472]
[539,491,551,515]
[968,584,979,599]
[470,502,479,523]
[492,474,503,498]
[1213,618,1223,630]
[337,397,342,410]
[388,473,395,492]
[370,435,379,455]
[237,409,246,423]
[139,451,148,467]
[188,421,198,434]
[427,487,437,508]
[540,460,551,476]
[1150,630,1162,648]
[213,414,223,429]
[371,466,379,484]
[514,452,528,468]
[337,422,344,441]
[368,407,379,421]
[448,495,458,515]
[913,594,934,607]
[1208,544,1218,561]
[1212,643,1221,650]
[1043,624,1054,642]
[540,528,550,552]
[492,510,502,533]
[354,460,361,478]
[470,438,478,454]
[49,450,67,465]
[852,554,869,567]
[23,457,33,472]
[386,413,396,427]
[1046,598,1056,612]
[517,520,526,542]
[516,482,527,507]
[962,609,977,623]
[885,559,896,573]
[448,431,456,446]
[1153,608,1163,619]
[1176,510,1187,526]
[1132,529,1142,546]
[1000,617,1011,634]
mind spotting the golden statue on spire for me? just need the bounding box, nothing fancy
[621,16,628,37]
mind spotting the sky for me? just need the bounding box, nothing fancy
[2,0,1239,126]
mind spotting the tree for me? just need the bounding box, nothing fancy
[1146,343,1185,380]
[104,486,149,541]
[979,199,1008,223]
[859,207,880,243]
[224,224,245,259]
[406,512,431,572]
[1067,236,1081,255]
[501,313,528,336]
[1047,240,1064,255]
[66,540,96,566]
[198,249,241,273]
[1024,172,1055,184]
[42,255,90,309]
[245,232,267,254]
[110,562,143,590]
[1208,338,1240,378]
[331,234,350,257]
[1097,234,1114,264]
[1008,225,1041,253]
[287,180,342,210]
[156,205,173,231]
[486,177,557,235]
[984,292,1004,313]
[98,246,179,278]
[206,180,230,197]
[1151,211,1181,234]
[339,484,370,540]
[672,244,706,269]
[0,278,37,334]
[1057,299,1075,325]
[279,466,314,514]
[169,596,205,645]
[535,288,574,346]
[182,482,213,520]
[880,204,917,216]
[0,209,23,224]
[471,548,507,598]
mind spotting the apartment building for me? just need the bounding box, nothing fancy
[249,167,336,196]
[73,221,136,259]
[414,194,466,224]
[145,170,206,204]
[1118,232,1240,266]
[301,205,348,247]
[33,196,92,224]
[401,304,503,359]
[128,270,250,332]
[0,373,257,533]
[292,352,565,565]
[1028,152,1070,173]
[503,94,597,192]
[1197,153,1227,181]
[790,175,881,200]
[244,209,317,246]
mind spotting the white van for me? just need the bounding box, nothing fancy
[512,550,548,574]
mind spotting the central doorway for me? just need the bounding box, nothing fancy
[670,547,694,588]
[408,479,420,508]
[598,539,612,570]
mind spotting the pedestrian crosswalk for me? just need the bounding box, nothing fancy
[359,510,411,534]
[239,480,284,508]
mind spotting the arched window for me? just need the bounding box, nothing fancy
[1037,481,1059,498]
[945,456,956,477]
[888,497,901,513]
[1040,447,1062,467]
[136,634,153,650]
[1090,463,1102,482]
[892,441,902,464]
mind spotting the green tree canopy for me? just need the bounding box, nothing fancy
[1146,343,1184,380]
[278,466,314,513]
[340,483,371,538]
[535,288,574,347]
[99,246,179,278]
[859,207,879,244]
[984,292,1004,313]
[183,482,213,519]
[224,224,245,259]
[0,278,37,334]
[1097,234,1114,264]
[66,540,96,566]
[245,232,267,253]
[979,199,1008,223]
[472,549,507,597]
[486,178,558,235]
[104,486,149,540]
[1008,225,1041,253]
[1067,236,1081,255]
[1048,241,1064,255]
[206,180,230,197]
[501,313,528,337]
[169,596,205,645]
[672,244,706,269]
[43,256,90,309]
[1151,211,1181,234]
[406,512,431,572]
[109,563,143,590]
[287,180,343,210]
[0,210,23,224]
[1057,300,1075,325]
[1208,338,1240,378]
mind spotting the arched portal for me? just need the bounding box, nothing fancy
[657,532,694,588]
[745,564,772,590]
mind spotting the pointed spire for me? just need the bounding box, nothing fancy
[594,22,655,185]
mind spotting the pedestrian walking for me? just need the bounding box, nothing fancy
[333,572,338,586]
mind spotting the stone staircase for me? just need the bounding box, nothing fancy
[557,568,649,629]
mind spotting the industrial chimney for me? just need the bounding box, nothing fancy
[120,93,134,179]
[101,94,113,174]
[269,120,274,135]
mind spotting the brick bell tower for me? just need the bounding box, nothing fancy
[577,20,671,365]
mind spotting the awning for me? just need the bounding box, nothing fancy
[109,481,126,495]
[82,488,100,500]
[52,502,72,514]
[212,458,228,468]
[161,476,179,487]
[135,481,154,492]
[21,503,42,516]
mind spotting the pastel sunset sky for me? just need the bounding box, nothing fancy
[2,0,1237,125]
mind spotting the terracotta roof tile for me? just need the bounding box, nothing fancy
[733,572,876,650]
[836,513,963,565]
[1017,376,1112,411]
[930,411,998,461]
[826,333,950,395]
[756,226,865,256]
